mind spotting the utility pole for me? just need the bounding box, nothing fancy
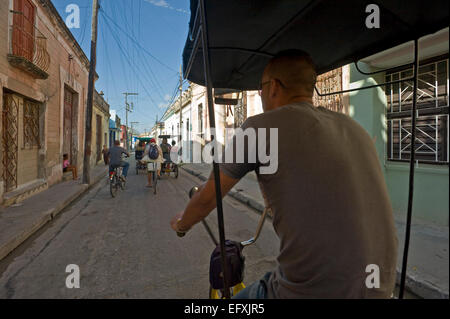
[123,92,138,152]
[130,121,139,149]
[179,65,183,153]
[82,0,100,185]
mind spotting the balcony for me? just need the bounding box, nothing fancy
[7,10,50,79]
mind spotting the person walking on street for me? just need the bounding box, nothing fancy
[170,140,180,164]
[102,145,109,165]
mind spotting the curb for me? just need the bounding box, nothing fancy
[0,211,52,262]
[182,166,208,181]
[396,268,449,299]
[181,166,448,299]
[0,168,107,262]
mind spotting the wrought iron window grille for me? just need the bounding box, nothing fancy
[386,57,449,164]
[23,99,41,149]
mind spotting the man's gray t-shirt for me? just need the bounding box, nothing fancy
[108,146,127,166]
[219,102,398,298]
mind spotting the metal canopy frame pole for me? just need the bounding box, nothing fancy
[315,77,415,97]
[185,27,202,81]
[314,47,420,97]
[354,61,415,76]
[199,0,231,299]
[399,38,419,299]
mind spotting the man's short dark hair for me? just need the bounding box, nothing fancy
[266,49,317,95]
[114,140,120,146]
[272,49,316,73]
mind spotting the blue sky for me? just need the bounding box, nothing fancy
[53,0,191,134]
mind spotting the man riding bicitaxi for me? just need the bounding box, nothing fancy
[170,50,398,299]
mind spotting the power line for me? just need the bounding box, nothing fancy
[108,2,132,94]
[97,2,180,128]
[100,8,178,74]
[102,4,167,102]
[78,6,89,48]
[99,14,118,100]
[101,12,161,117]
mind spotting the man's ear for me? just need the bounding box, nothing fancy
[269,79,278,98]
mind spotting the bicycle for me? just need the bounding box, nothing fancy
[109,154,129,197]
[178,186,270,299]
[109,165,125,197]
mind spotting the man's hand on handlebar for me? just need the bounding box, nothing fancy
[170,211,191,236]
[171,171,239,238]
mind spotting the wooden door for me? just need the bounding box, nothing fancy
[63,88,73,163]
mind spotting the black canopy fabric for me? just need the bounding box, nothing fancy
[182,0,449,90]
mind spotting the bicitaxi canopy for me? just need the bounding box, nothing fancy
[182,0,449,90]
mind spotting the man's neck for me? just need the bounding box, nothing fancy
[285,96,313,105]
[270,96,313,111]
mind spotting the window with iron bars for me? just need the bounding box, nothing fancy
[23,99,40,148]
[385,55,449,164]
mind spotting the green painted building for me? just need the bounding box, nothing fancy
[347,29,449,226]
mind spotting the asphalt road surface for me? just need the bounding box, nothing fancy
[0,160,279,298]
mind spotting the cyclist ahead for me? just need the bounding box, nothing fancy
[160,137,172,162]
[171,50,398,299]
[107,140,130,181]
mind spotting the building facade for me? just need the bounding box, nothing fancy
[0,0,90,204]
[119,125,126,148]
[162,31,448,227]
[160,83,268,163]
[91,90,110,167]
[349,28,449,226]
[108,109,120,148]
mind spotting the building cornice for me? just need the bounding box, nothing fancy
[38,0,92,72]
[94,90,110,117]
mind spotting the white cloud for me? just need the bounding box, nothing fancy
[164,94,171,101]
[145,0,189,14]
[147,0,169,8]
[159,103,167,109]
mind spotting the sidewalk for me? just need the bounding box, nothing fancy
[181,163,449,299]
[0,164,108,262]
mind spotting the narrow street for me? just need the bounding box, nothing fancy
[0,0,447,303]
[0,160,279,298]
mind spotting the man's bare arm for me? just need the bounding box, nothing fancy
[177,170,240,231]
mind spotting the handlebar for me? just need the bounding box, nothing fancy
[240,207,268,247]
[180,186,268,246]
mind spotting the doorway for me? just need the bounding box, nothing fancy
[63,86,78,167]
[2,93,19,192]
